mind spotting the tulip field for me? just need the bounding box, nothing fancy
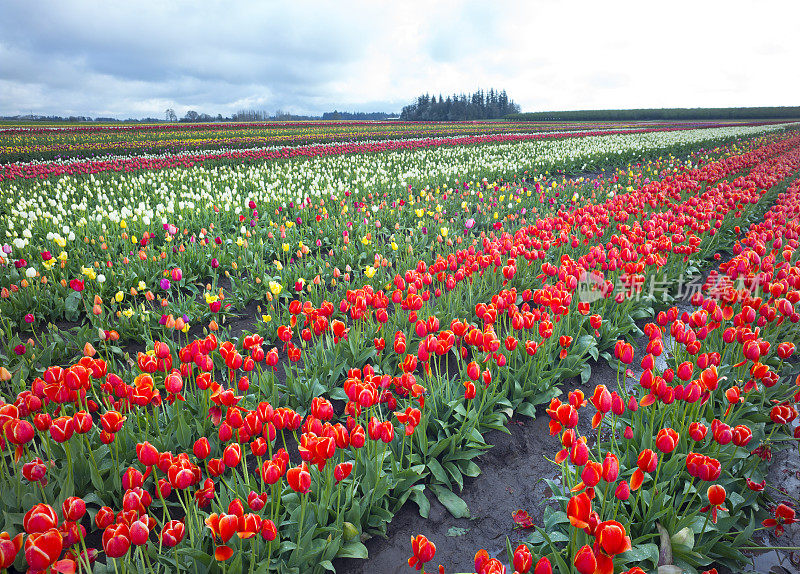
[1,120,800,574]
[0,120,780,164]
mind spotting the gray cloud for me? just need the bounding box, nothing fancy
[1,0,798,119]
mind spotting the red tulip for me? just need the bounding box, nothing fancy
[94,507,115,530]
[615,480,631,501]
[22,457,49,485]
[408,534,436,571]
[513,543,532,573]
[136,441,159,466]
[0,532,23,569]
[23,503,58,534]
[762,503,797,536]
[574,545,597,574]
[99,410,126,433]
[102,523,131,558]
[689,422,707,441]
[161,520,185,547]
[61,497,86,522]
[701,484,728,523]
[655,428,679,453]
[287,463,311,494]
[732,424,752,447]
[130,519,150,546]
[595,520,632,556]
[777,342,795,359]
[602,452,619,482]
[237,514,261,539]
[24,528,62,570]
[223,443,241,467]
[5,418,34,445]
[260,519,277,541]
[193,437,210,459]
[334,462,353,482]
[247,491,268,511]
[567,492,592,529]
[637,449,658,472]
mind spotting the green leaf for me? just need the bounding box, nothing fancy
[544,510,570,529]
[430,484,470,518]
[526,529,544,545]
[426,457,450,487]
[619,543,659,567]
[580,363,592,384]
[411,486,430,518]
[64,291,82,321]
[336,540,369,559]
[516,402,537,419]
[443,460,464,491]
[456,459,481,478]
[427,437,452,460]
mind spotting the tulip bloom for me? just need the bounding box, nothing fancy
[513,543,532,573]
[0,532,23,569]
[615,480,631,501]
[23,504,58,534]
[595,520,632,556]
[24,528,63,571]
[408,534,436,571]
[287,463,311,494]
[701,485,728,523]
[334,462,353,483]
[567,492,592,529]
[631,449,658,490]
[762,503,797,536]
[655,428,679,453]
[102,523,131,558]
[574,545,597,574]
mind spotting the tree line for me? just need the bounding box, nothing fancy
[400,89,520,121]
[507,106,800,122]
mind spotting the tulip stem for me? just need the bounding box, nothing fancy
[77,529,93,574]
[764,482,800,505]
[297,492,308,558]
[64,440,74,495]
[249,538,257,574]
[741,545,800,551]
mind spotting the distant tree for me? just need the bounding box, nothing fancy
[183,110,199,122]
[507,106,800,122]
[165,108,177,122]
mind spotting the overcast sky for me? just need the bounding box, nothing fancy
[1,0,797,119]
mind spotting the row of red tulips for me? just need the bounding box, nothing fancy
[403,140,800,572]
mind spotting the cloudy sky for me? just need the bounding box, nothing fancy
[1,0,797,119]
